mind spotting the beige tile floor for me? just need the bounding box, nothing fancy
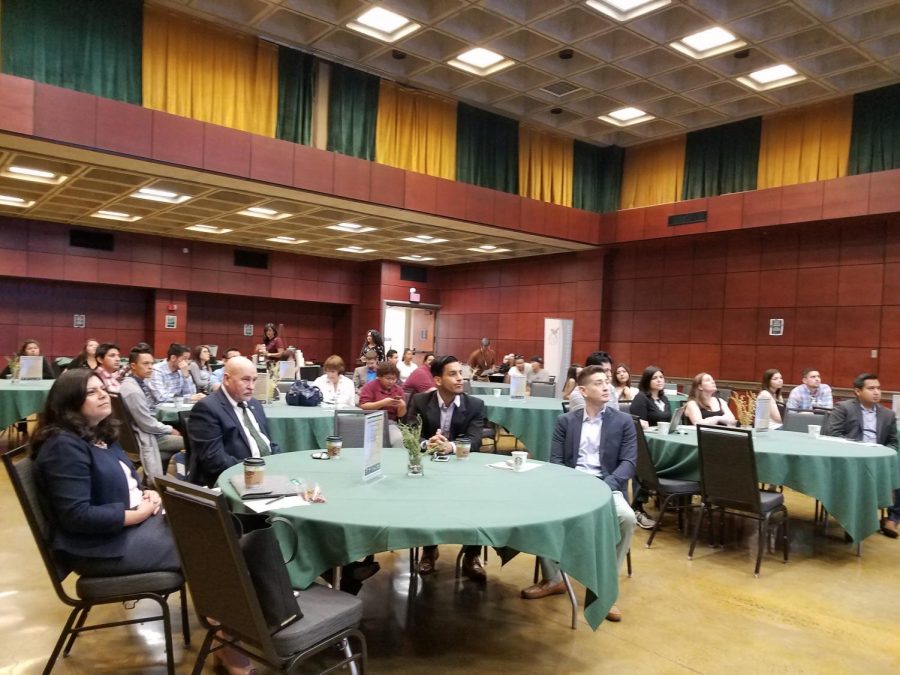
[3,440,900,674]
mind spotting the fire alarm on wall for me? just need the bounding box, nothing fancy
[167,304,178,311]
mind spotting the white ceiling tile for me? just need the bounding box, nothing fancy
[861,33,900,60]
[311,28,384,61]
[493,94,551,115]
[191,0,268,23]
[576,27,655,61]
[685,0,780,23]
[797,47,871,77]
[652,64,721,90]
[702,49,782,77]
[683,80,746,105]
[395,28,469,61]
[380,0,468,24]
[569,65,638,91]
[528,108,582,128]
[364,50,432,79]
[529,49,602,78]
[281,0,366,24]
[730,5,817,42]
[565,94,626,116]
[617,47,691,78]
[672,108,728,128]
[831,3,900,41]
[454,80,518,104]
[794,0,898,21]
[605,80,671,105]
[486,28,561,62]
[437,6,518,43]
[763,27,846,60]
[409,64,477,91]
[643,95,700,116]
[824,64,897,92]
[763,79,834,105]
[256,9,331,44]
[489,64,557,90]
[628,3,712,43]
[531,6,615,43]
[478,0,567,24]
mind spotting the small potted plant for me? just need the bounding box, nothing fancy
[398,415,426,476]
[731,391,758,429]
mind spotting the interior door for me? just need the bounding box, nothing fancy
[409,308,436,358]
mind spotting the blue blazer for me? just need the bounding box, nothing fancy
[188,389,282,487]
[549,407,637,492]
[34,431,138,559]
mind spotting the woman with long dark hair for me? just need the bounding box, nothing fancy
[68,338,100,370]
[260,323,286,363]
[358,329,385,363]
[562,363,582,400]
[1,338,55,379]
[188,344,215,393]
[629,366,672,429]
[756,369,785,427]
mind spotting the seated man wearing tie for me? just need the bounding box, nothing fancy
[823,373,899,538]
[520,365,636,622]
[188,356,282,487]
[407,355,486,580]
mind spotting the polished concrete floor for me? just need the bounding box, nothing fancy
[4,439,900,674]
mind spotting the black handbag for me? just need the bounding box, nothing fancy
[230,512,302,633]
[286,380,323,407]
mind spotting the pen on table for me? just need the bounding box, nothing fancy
[264,495,286,505]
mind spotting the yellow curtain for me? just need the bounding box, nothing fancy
[619,136,686,209]
[142,6,277,137]
[375,80,456,179]
[756,98,852,189]
[518,126,573,206]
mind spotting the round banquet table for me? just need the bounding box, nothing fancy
[474,394,563,462]
[0,379,53,429]
[220,448,620,631]
[470,381,510,394]
[644,428,900,542]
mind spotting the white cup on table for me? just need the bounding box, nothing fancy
[657,422,670,434]
[511,451,528,471]
[807,425,821,439]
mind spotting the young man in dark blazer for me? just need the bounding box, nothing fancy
[520,365,636,622]
[407,355,487,579]
[824,373,899,538]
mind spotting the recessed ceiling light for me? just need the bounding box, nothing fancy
[737,64,805,91]
[670,27,746,59]
[403,235,447,244]
[0,194,35,208]
[238,206,292,220]
[347,6,420,43]
[399,255,435,262]
[448,47,514,76]
[266,236,308,244]
[186,224,232,234]
[131,187,191,204]
[467,245,510,254]
[598,107,655,127]
[585,0,671,22]
[327,222,377,234]
[91,210,141,222]
[2,165,68,185]
[337,245,375,254]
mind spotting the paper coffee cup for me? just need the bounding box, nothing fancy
[493,388,502,396]
[657,422,670,434]
[512,451,528,471]
[807,425,821,439]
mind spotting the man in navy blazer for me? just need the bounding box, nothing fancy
[823,373,899,538]
[188,356,282,487]
[520,365,636,622]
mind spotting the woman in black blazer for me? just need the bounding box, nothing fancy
[31,369,179,576]
[629,366,673,429]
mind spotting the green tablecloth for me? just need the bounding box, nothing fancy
[644,428,900,541]
[156,400,337,451]
[475,394,563,462]
[220,449,620,631]
[471,382,510,394]
[0,380,53,429]
[667,392,687,412]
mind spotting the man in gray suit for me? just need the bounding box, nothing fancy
[824,373,899,538]
[520,364,636,622]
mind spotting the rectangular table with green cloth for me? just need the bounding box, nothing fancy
[667,392,687,412]
[156,400,338,451]
[470,381,509,394]
[0,380,53,429]
[644,428,900,542]
[474,394,564,462]
[220,448,621,630]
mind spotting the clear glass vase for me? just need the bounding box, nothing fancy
[407,458,424,477]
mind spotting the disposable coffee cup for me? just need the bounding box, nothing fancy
[455,436,471,459]
[512,451,528,471]
[182,396,192,406]
[326,435,343,459]
[657,422,670,434]
[807,425,821,439]
[493,388,502,397]
[243,457,265,486]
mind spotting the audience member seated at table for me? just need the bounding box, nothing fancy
[358,329,385,364]
[385,349,399,365]
[613,364,639,402]
[527,356,552,387]
[67,338,100,371]
[503,355,530,384]
[353,350,379,392]
[630,366,672,429]
[407,355,487,580]
[756,369,785,428]
[119,346,185,481]
[209,348,240,392]
[313,355,355,407]
[31,369,179,576]
[188,356,282,487]
[188,344,215,394]
[569,352,619,411]
[148,343,203,406]
[1,339,55,379]
[787,368,833,411]
[562,364,582,400]
[397,348,417,383]
[468,337,497,379]
[520,365,636,622]
[358,362,407,447]
[403,359,437,396]
[93,343,124,395]
[823,373,899,538]
[257,323,285,364]
[684,373,736,427]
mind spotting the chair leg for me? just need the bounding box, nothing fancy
[560,572,578,630]
[156,596,176,675]
[532,557,540,584]
[647,493,676,548]
[626,549,632,577]
[45,607,81,674]
[688,505,706,560]
[781,510,790,565]
[62,606,90,656]
[191,629,217,675]
[754,516,767,577]
[180,587,191,647]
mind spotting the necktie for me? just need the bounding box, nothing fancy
[239,402,271,456]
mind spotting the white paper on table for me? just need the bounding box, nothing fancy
[243,496,309,513]
[362,412,384,482]
[18,355,43,380]
[488,460,541,472]
[278,361,296,380]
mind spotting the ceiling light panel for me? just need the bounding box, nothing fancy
[327,222,377,233]
[131,187,192,204]
[237,206,292,220]
[186,224,232,234]
[2,165,69,185]
[737,64,807,91]
[347,7,420,43]
[467,244,511,253]
[448,47,514,76]
[598,107,655,126]
[267,236,308,244]
[91,209,141,222]
[337,245,376,253]
[0,194,36,208]
[403,235,448,244]
[399,255,435,262]
[585,0,672,22]
[670,27,746,59]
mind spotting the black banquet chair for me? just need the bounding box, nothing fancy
[1,446,189,674]
[689,427,789,576]
[156,476,367,674]
[781,411,826,433]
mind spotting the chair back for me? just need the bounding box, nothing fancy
[716,388,732,403]
[632,417,659,492]
[530,382,556,398]
[155,477,276,656]
[109,395,142,467]
[1,446,73,600]
[178,410,193,456]
[462,380,472,395]
[782,411,825,433]
[334,409,389,448]
[561,400,570,413]
[696,427,761,513]
[618,401,632,415]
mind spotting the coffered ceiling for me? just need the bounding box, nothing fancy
[150,0,900,146]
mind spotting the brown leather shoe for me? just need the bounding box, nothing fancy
[520,579,566,600]
[417,549,439,575]
[462,554,486,581]
[605,604,622,622]
[881,518,899,539]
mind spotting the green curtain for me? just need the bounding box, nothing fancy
[682,117,761,199]
[572,141,624,213]
[0,0,142,104]
[456,102,518,194]
[848,83,900,175]
[326,63,379,160]
[276,46,315,145]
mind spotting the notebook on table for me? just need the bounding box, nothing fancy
[228,474,297,500]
